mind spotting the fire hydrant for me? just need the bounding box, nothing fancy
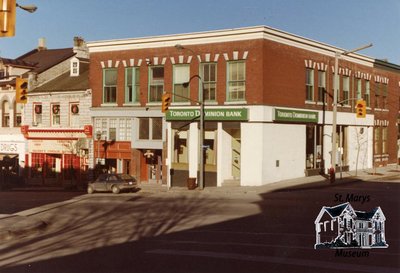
[329,167,335,183]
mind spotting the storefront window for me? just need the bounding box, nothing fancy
[172,129,188,170]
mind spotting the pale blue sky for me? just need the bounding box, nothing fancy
[1,0,399,64]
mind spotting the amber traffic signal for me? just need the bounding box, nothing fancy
[356,99,366,118]
[161,93,171,113]
[16,77,28,104]
[0,0,16,37]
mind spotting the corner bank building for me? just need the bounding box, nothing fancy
[87,26,400,187]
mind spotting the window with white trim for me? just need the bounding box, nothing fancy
[364,80,370,107]
[33,104,42,126]
[103,68,117,103]
[306,68,314,101]
[317,70,326,103]
[227,61,245,101]
[70,103,79,127]
[148,66,164,102]
[2,101,10,127]
[342,76,349,105]
[125,67,140,103]
[201,63,217,101]
[173,65,190,102]
[51,104,60,126]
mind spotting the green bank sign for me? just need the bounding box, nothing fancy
[166,108,248,121]
[274,108,318,123]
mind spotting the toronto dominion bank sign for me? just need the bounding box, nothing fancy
[274,108,318,123]
[166,108,248,121]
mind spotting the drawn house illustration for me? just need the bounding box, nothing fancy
[314,202,388,249]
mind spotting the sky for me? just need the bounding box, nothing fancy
[1,0,399,64]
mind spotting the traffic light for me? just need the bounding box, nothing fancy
[356,99,366,118]
[161,93,171,113]
[0,0,16,37]
[16,77,28,104]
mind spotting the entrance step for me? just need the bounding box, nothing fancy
[222,179,241,187]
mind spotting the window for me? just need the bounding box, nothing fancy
[227,61,245,101]
[51,104,60,126]
[103,68,117,103]
[138,117,162,140]
[356,79,362,100]
[33,104,42,126]
[119,119,126,140]
[317,71,326,103]
[70,103,79,127]
[374,82,380,109]
[382,127,388,154]
[109,119,117,140]
[152,118,162,140]
[148,66,164,102]
[374,127,381,155]
[2,101,10,127]
[382,84,388,109]
[172,129,188,169]
[342,76,349,105]
[201,63,217,101]
[14,102,22,127]
[125,67,140,103]
[173,65,190,102]
[364,80,370,107]
[139,118,149,140]
[306,68,314,101]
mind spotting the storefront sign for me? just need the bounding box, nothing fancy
[166,108,248,121]
[274,108,318,123]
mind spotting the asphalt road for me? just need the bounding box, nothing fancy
[0,175,398,273]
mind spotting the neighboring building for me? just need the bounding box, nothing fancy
[0,58,34,179]
[315,202,388,249]
[19,37,92,186]
[87,26,400,187]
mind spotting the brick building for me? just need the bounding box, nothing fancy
[87,26,400,187]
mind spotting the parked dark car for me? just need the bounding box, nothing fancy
[87,173,137,194]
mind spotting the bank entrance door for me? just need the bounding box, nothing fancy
[231,129,241,179]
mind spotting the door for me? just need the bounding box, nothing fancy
[232,135,241,179]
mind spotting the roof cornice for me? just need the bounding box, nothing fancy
[87,25,376,67]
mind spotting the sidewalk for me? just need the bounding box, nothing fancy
[0,165,398,241]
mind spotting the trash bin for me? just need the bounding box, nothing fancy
[187,177,197,190]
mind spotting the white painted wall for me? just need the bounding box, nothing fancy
[241,123,306,186]
[262,123,306,184]
[241,123,264,186]
[347,126,373,171]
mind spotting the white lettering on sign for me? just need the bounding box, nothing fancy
[0,143,18,153]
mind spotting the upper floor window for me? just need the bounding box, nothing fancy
[148,66,164,103]
[374,82,380,109]
[2,101,10,127]
[125,67,140,103]
[356,79,362,100]
[173,65,190,103]
[139,117,162,140]
[342,76,350,105]
[305,68,314,101]
[382,84,388,109]
[103,68,117,103]
[70,103,80,127]
[364,80,370,107]
[227,61,245,101]
[51,104,61,126]
[33,104,42,126]
[14,102,22,127]
[317,70,326,103]
[201,63,217,102]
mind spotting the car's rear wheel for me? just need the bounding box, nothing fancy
[112,185,120,194]
[87,185,94,194]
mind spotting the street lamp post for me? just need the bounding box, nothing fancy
[182,75,205,190]
[330,43,372,181]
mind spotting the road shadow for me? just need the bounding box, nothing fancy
[0,179,399,273]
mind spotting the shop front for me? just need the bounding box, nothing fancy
[24,127,91,186]
[166,107,248,187]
